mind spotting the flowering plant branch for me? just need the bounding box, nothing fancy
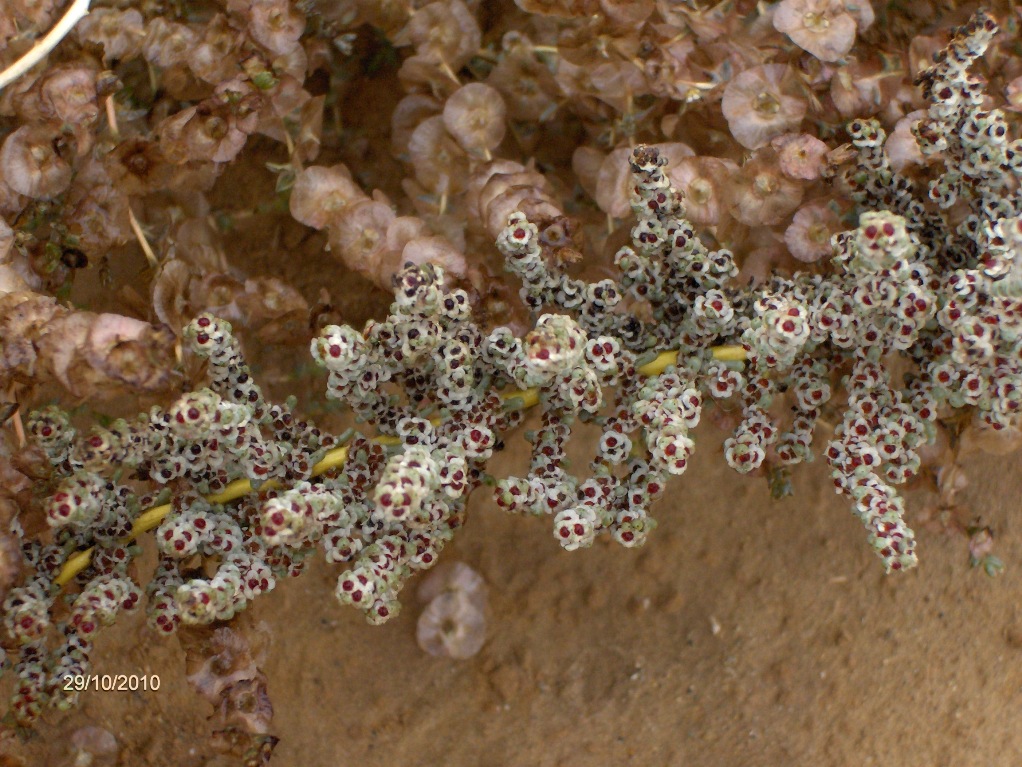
[52,343,746,588]
[1,11,1019,756]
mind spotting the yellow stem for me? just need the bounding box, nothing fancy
[53,343,746,588]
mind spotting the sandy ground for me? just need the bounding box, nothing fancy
[3,410,1019,767]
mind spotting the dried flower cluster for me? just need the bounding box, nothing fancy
[0,1,1019,759]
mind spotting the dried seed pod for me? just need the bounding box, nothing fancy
[0,126,72,199]
[442,83,507,155]
[586,60,649,113]
[595,143,693,219]
[39,66,99,126]
[829,60,889,119]
[483,184,563,242]
[183,625,264,702]
[721,64,807,150]
[0,495,22,603]
[8,0,57,26]
[327,199,398,285]
[66,182,132,255]
[885,111,927,172]
[384,216,431,255]
[784,201,842,262]
[486,36,560,121]
[402,236,467,278]
[571,146,604,203]
[391,94,441,158]
[513,0,598,20]
[247,0,305,56]
[668,156,736,226]
[0,292,176,397]
[158,95,254,165]
[470,161,566,240]
[774,0,858,63]
[152,260,194,331]
[181,623,276,757]
[396,0,481,70]
[599,0,654,25]
[0,265,28,295]
[142,18,199,68]
[0,13,13,53]
[106,138,174,195]
[407,115,468,195]
[417,562,487,659]
[773,133,829,180]
[70,726,119,762]
[77,8,145,65]
[467,160,536,221]
[0,216,12,263]
[728,150,804,226]
[190,14,243,85]
[290,165,365,230]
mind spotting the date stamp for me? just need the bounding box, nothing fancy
[62,674,161,693]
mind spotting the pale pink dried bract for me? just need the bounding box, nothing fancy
[290,165,363,230]
[486,36,559,121]
[595,146,637,219]
[190,15,243,85]
[721,64,807,149]
[443,83,507,155]
[0,126,72,199]
[408,115,468,194]
[391,94,441,158]
[0,266,28,295]
[39,66,98,126]
[8,0,57,27]
[247,0,305,56]
[784,201,842,262]
[668,156,736,226]
[402,236,467,279]
[600,0,654,26]
[773,0,858,63]
[1005,76,1022,112]
[142,18,199,68]
[158,82,259,166]
[71,726,119,760]
[0,217,12,264]
[0,12,16,53]
[885,111,926,172]
[77,8,145,65]
[396,0,481,70]
[329,199,398,283]
[774,133,829,180]
[417,562,487,660]
[728,150,804,226]
[384,216,430,254]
